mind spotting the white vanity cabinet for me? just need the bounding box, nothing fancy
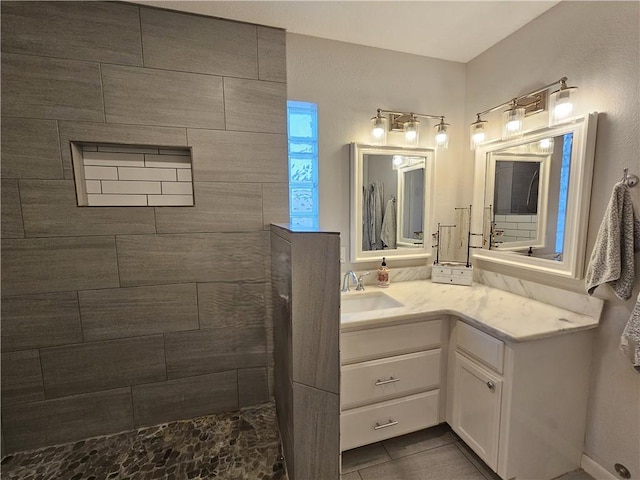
[450,322,505,470]
[340,318,445,451]
[447,320,594,480]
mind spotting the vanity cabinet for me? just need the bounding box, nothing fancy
[340,318,444,451]
[447,320,594,480]
[451,324,505,470]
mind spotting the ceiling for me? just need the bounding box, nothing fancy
[132,1,560,63]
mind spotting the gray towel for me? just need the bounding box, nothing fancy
[362,182,385,250]
[381,198,397,248]
[620,293,640,371]
[585,181,640,300]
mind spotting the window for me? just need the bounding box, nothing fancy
[555,132,573,254]
[287,101,318,228]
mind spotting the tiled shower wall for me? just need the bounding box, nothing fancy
[0,1,287,454]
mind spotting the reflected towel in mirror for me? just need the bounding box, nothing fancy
[381,198,397,248]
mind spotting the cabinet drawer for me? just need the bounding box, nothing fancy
[341,350,440,409]
[340,390,439,451]
[456,322,504,374]
[341,320,442,364]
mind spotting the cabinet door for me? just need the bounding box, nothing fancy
[451,352,502,471]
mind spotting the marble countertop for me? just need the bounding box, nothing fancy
[340,280,600,342]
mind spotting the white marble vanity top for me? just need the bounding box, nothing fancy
[340,280,600,342]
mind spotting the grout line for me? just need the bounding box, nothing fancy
[98,63,107,122]
[195,283,201,329]
[113,235,123,288]
[137,5,145,68]
[161,334,168,381]
[222,77,227,130]
[15,179,27,238]
[76,290,86,343]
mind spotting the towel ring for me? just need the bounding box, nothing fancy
[622,168,639,188]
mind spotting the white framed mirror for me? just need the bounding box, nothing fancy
[350,143,435,262]
[471,113,598,279]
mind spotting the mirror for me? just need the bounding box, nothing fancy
[471,113,598,279]
[350,144,435,262]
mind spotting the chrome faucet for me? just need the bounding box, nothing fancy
[341,271,370,292]
[341,271,358,292]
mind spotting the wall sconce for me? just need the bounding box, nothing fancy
[370,109,449,149]
[470,76,578,149]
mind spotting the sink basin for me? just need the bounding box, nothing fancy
[341,292,403,314]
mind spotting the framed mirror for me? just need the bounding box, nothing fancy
[471,113,598,279]
[350,144,435,262]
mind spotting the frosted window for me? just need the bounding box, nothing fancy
[287,101,318,228]
[555,132,573,254]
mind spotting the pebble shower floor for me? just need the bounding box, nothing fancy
[0,402,287,480]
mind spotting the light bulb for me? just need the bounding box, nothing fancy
[470,116,487,150]
[473,131,486,144]
[370,112,387,145]
[502,105,525,139]
[549,81,577,125]
[434,119,449,150]
[403,116,419,146]
[372,125,385,139]
[393,155,403,166]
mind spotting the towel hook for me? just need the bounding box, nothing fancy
[622,168,639,188]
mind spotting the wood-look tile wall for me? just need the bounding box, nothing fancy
[0,1,287,454]
[270,225,341,480]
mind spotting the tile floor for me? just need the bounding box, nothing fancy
[1,401,286,480]
[341,424,595,480]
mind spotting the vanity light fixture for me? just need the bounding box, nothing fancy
[470,76,578,149]
[502,100,526,139]
[549,77,578,125]
[470,114,488,150]
[370,108,449,149]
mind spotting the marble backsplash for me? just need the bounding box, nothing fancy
[475,270,604,319]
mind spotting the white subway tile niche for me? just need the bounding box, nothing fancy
[71,143,194,207]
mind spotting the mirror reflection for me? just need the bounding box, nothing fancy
[485,133,573,260]
[350,144,434,263]
[362,153,425,251]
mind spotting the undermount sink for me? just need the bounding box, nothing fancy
[341,292,404,314]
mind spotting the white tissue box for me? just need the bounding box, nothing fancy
[431,263,473,286]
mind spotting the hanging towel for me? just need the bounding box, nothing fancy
[381,198,397,248]
[585,181,640,300]
[362,182,385,250]
[362,185,373,250]
[620,293,640,371]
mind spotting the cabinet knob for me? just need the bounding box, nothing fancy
[487,381,496,391]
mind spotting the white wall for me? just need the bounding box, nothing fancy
[286,34,466,270]
[466,2,640,478]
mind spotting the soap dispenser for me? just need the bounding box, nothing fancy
[377,257,390,288]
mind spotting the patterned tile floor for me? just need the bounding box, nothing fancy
[1,402,287,480]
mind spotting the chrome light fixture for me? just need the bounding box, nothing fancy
[370,110,388,145]
[470,76,577,149]
[369,109,449,149]
[549,78,578,125]
[434,118,450,149]
[403,114,420,146]
[502,100,525,139]
[470,114,488,150]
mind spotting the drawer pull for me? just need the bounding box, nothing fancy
[375,377,400,386]
[374,420,398,430]
[487,381,496,391]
